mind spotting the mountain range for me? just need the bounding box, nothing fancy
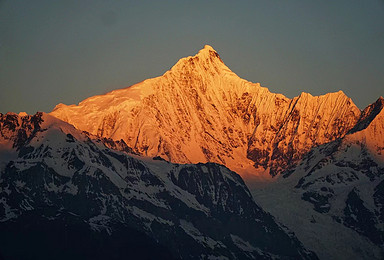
[1,45,383,259]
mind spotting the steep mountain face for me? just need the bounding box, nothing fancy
[250,97,384,259]
[9,45,383,259]
[51,45,361,178]
[0,113,317,260]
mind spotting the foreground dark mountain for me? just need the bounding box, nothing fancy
[0,112,317,259]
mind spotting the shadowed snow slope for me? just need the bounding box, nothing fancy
[250,97,384,259]
[51,45,361,179]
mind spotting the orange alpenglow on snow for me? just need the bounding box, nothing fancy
[50,45,382,179]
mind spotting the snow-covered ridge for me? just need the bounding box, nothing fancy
[249,96,384,259]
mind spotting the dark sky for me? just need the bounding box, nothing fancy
[1,0,383,114]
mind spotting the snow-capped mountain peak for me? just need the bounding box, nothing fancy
[50,45,367,180]
[165,44,230,79]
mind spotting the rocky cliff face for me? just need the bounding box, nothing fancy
[50,45,361,178]
[0,113,317,260]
